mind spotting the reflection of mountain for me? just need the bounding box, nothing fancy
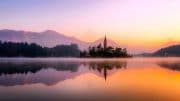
[0,61,80,86]
[0,62,79,75]
[158,62,180,71]
[0,60,127,86]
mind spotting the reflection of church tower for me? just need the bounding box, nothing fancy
[104,35,107,50]
[103,67,107,81]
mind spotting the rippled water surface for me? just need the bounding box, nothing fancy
[0,58,180,101]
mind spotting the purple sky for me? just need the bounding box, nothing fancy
[0,0,180,53]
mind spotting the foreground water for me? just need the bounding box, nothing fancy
[0,58,180,101]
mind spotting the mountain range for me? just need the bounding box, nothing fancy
[0,29,120,50]
[136,44,180,57]
[153,44,180,57]
[1,29,180,56]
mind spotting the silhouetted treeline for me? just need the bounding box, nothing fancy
[80,44,131,57]
[0,41,80,57]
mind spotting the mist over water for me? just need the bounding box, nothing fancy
[0,58,180,101]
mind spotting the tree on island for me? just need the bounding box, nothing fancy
[80,36,131,58]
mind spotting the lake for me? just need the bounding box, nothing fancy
[0,58,180,101]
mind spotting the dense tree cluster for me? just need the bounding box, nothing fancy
[0,41,80,57]
[80,44,131,57]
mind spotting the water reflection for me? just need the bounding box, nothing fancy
[0,60,127,86]
[1,58,180,101]
[0,62,79,75]
[86,61,127,80]
[158,62,180,71]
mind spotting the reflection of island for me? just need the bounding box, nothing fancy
[0,60,127,86]
[158,62,180,71]
[86,61,127,80]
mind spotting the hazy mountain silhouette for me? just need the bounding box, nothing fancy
[90,37,120,48]
[135,44,180,57]
[0,29,120,50]
[134,52,152,57]
[0,29,89,49]
[152,44,180,57]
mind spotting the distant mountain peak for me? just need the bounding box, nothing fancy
[92,37,120,47]
[0,29,121,50]
[152,44,180,57]
[42,30,58,34]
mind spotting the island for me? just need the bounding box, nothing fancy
[80,36,131,58]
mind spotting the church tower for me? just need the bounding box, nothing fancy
[104,35,107,50]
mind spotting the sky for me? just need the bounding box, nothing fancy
[0,0,180,53]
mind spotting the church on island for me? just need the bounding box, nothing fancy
[80,36,131,58]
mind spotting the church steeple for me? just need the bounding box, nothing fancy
[104,35,107,50]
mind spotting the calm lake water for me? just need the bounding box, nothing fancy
[0,58,180,101]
